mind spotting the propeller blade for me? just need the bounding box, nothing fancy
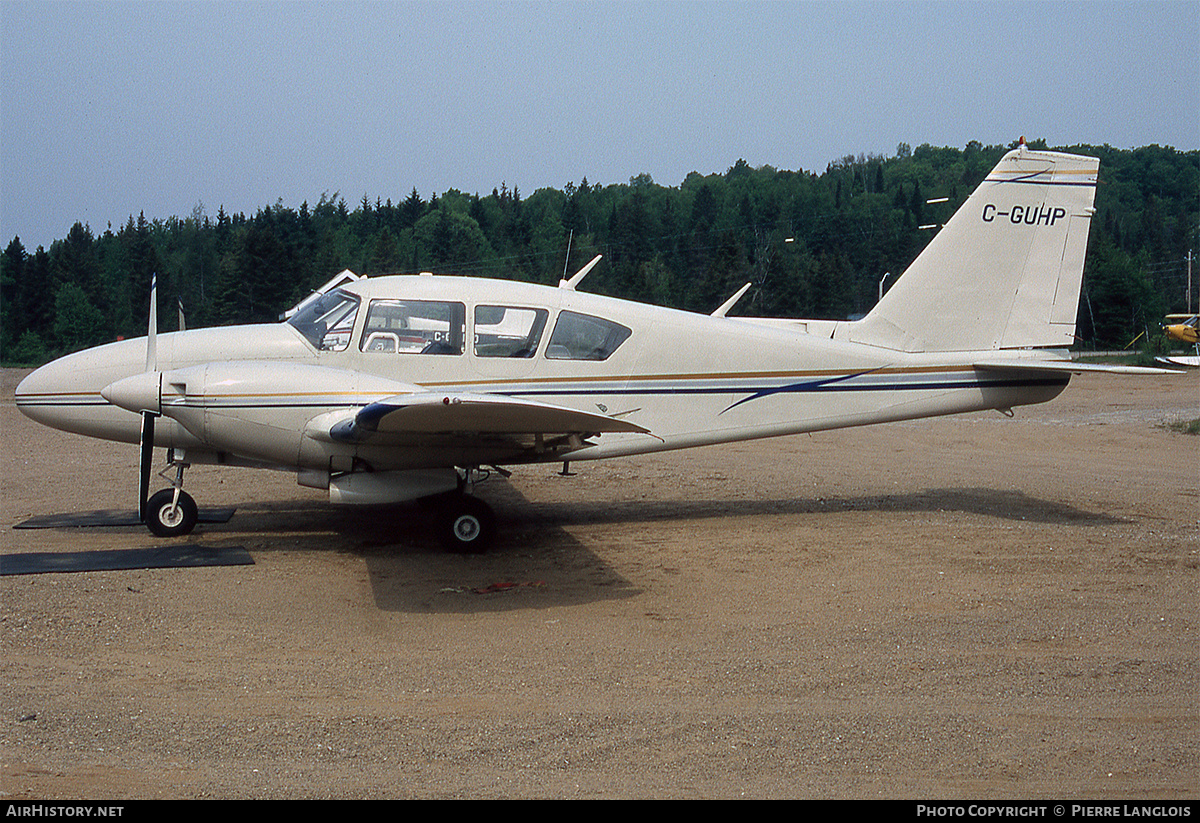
[138,410,155,522]
[145,272,158,372]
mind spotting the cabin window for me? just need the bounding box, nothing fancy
[545,311,632,361]
[360,299,465,354]
[474,306,549,358]
[287,289,360,352]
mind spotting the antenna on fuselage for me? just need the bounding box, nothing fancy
[711,282,752,318]
[562,230,573,282]
[559,254,602,291]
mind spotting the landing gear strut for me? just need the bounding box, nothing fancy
[139,409,197,538]
[424,467,497,553]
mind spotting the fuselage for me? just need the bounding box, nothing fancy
[15,274,1069,473]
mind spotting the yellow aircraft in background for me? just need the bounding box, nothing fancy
[1163,314,1199,346]
[1159,314,1199,368]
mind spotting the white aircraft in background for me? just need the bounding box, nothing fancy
[15,144,1172,551]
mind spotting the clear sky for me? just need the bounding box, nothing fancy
[2,0,1197,250]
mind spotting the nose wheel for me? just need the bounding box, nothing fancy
[145,488,198,537]
[138,411,198,538]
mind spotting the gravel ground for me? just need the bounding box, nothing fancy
[1,367,1197,799]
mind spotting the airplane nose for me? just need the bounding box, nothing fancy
[15,339,150,443]
[14,361,86,427]
[101,371,162,414]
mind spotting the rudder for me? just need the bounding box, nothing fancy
[843,145,1100,353]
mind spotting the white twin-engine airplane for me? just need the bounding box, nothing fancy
[15,145,1169,550]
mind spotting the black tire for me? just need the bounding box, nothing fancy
[145,489,198,538]
[440,496,495,554]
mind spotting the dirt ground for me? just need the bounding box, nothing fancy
[1,366,1196,799]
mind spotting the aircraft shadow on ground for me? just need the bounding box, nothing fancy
[179,485,646,614]
[202,483,1123,612]
[508,487,1128,529]
[8,484,1124,613]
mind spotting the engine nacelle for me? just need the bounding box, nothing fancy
[112,361,419,469]
[328,469,460,505]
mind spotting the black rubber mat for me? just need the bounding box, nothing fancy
[13,508,235,529]
[0,544,254,575]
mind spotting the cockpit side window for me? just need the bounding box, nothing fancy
[286,289,360,352]
[545,311,632,361]
[360,299,465,354]
[474,306,549,358]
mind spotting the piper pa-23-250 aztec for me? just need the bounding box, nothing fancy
[15,144,1174,551]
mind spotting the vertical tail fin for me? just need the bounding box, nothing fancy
[846,145,1099,353]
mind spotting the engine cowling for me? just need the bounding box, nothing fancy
[106,362,420,469]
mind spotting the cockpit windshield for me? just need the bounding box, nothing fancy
[286,289,360,351]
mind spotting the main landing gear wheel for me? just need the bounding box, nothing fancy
[440,495,496,554]
[145,489,198,538]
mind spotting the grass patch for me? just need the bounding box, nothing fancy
[1165,418,1200,436]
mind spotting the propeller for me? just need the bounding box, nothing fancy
[100,274,163,522]
[146,272,157,372]
[137,273,160,522]
[138,409,155,522]
[101,272,199,536]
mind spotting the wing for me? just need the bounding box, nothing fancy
[326,392,649,456]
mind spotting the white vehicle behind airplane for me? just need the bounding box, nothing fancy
[15,144,1173,550]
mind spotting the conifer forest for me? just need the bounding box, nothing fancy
[3,139,1196,364]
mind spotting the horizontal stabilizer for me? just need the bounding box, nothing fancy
[973,359,1178,375]
[330,392,650,443]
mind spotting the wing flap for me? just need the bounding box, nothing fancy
[331,392,649,443]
